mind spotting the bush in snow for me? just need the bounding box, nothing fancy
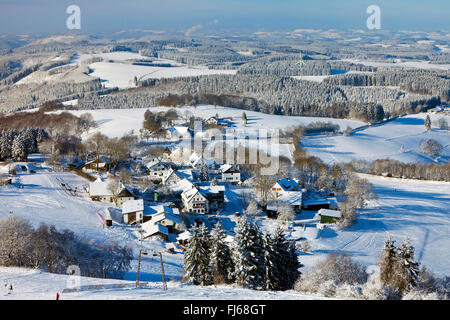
[0,216,133,279]
[402,289,441,300]
[277,203,295,224]
[362,276,402,300]
[294,253,368,296]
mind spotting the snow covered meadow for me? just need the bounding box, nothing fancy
[71,52,236,89]
[303,113,450,165]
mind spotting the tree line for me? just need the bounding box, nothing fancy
[0,215,133,279]
[350,159,450,182]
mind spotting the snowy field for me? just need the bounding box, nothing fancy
[71,52,236,89]
[0,167,185,285]
[63,104,364,140]
[0,267,326,300]
[302,113,450,165]
[342,59,450,71]
[298,174,450,277]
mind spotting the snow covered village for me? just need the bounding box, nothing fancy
[0,1,449,303]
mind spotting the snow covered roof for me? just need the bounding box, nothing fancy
[142,222,168,237]
[303,198,331,206]
[84,156,110,165]
[145,158,169,170]
[176,230,192,241]
[167,126,191,136]
[189,152,215,168]
[169,178,195,194]
[152,212,181,225]
[199,185,225,195]
[182,186,202,202]
[122,199,144,215]
[176,169,193,181]
[219,164,239,173]
[318,208,342,218]
[89,177,130,197]
[275,178,299,191]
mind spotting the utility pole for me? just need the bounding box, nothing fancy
[154,251,167,290]
[136,247,143,288]
[136,220,144,288]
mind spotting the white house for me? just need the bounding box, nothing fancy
[89,177,134,206]
[181,185,209,214]
[271,178,300,198]
[219,164,240,184]
[161,168,182,186]
[122,199,180,225]
[189,152,216,169]
[166,126,192,140]
[146,158,171,180]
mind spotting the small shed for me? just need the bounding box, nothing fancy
[318,208,342,224]
[176,230,193,246]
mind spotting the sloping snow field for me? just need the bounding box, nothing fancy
[65,104,364,140]
[302,113,450,165]
[71,52,236,89]
[0,267,326,300]
[300,174,450,276]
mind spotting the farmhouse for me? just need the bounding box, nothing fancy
[162,168,182,186]
[266,190,303,217]
[88,177,135,206]
[151,212,181,233]
[181,186,209,214]
[122,199,180,225]
[82,156,111,172]
[205,116,231,127]
[271,178,300,198]
[198,185,225,212]
[166,126,192,140]
[219,164,240,184]
[318,208,342,224]
[146,158,171,180]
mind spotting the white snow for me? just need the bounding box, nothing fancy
[70,51,236,89]
[302,113,450,165]
[299,174,450,276]
[0,266,327,300]
[342,59,450,71]
[62,104,364,141]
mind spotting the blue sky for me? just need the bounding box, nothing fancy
[0,0,448,35]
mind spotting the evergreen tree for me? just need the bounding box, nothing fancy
[263,232,280,291]
[183,224,212,286]
[209,222,234,284]
[398,237,420,291]
[264,227,301,291]
[425,114,431,131]
[12,134,27,161]
[379,235,398,288]
[231,217,266,289]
